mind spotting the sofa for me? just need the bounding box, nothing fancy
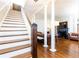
[68,33,79,41]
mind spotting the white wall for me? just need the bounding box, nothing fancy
[35,19,44,33]
[0,0,11,23]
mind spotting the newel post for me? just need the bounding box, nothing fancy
[31,23,37,58]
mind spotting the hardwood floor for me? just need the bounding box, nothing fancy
[37,39,79,58]
[11,38,79,58]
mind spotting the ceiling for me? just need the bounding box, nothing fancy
[23,0,51,19]
[56,0,79,16]
[9,0,79,21]
[35,0,79,21]
[11,0,26,7]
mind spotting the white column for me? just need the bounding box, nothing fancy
[43,5,48,48]
[68,2,78,33]
[68,16,78,33]
[32,15,36,24]
[33,15,36,23]
[50,0,56,52]
[73,16,77,33]
[68,16,74,33]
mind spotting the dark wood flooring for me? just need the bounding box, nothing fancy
[37,39,79,58]
[12,38,79,58]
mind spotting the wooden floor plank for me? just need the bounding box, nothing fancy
[0,44,31,54]
[37,39,79,58]
[0,38,29,45]
[12,52,32,58]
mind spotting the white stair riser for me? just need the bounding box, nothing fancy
[8,13,21,16]
[2,24,25,27]
[3,21,24,23]
[0,9,31,58]
[8,13,21,15]
[0,35,30,41]
[8,12,21,14]
[6,15,21,17]
[0,47,31,58]
[3,22,25,25]
[8,14,21,16]
[8,11,21,13]
[7,15,21,17]
[6,14,21,16]
[0,40,31,50]
[1,28,27,30]
[4,18,23,20]
[5,18,22,20]
[4,20,24,23]
[3,22,25,24]
[6,18,21,19]
[7,15,21,16]
[0,31,28,36]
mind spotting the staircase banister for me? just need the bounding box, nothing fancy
[31,23,37,58]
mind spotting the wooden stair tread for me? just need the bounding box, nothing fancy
[12,52,32,58]
[0,44,31,54]
[0,38,30,45]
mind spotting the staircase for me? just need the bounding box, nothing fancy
[0,10,31,58]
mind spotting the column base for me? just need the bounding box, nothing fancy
[49,49,56,52]
[43,45,48,48]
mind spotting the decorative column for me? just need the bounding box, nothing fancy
[73,16,78,33]
[43,5,48,48]
[32,15,36,23]
[50,0,56,52]
[68,2,78,33]
[68,16,74,33]
[68,16,78,33]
